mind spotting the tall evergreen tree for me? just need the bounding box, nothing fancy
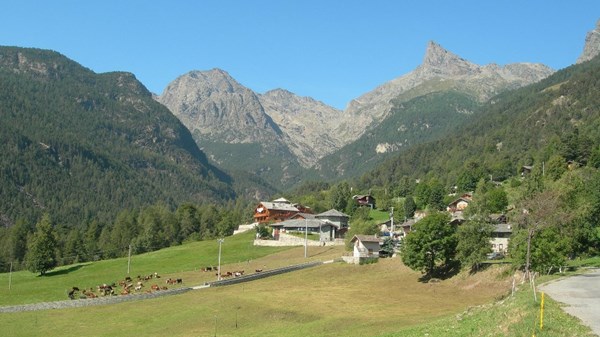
[403,196,416,219]
[25,214,58,276]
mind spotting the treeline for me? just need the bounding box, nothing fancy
[0,200,252,274]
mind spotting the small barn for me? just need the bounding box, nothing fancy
[350,235,381,258]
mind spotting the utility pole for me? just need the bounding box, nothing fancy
[127,244,132,275]
[217,238,224,281]
[304,219,308,258]
[390,207,394,234]
[8,261,13,291]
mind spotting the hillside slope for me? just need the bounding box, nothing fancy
[0,47,235,227]
[358,54,600,189]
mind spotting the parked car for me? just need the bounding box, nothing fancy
[486,252,505,260]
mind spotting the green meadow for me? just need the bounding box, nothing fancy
[0,231,594,337]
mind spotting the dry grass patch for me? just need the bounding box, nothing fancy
[0,256,513,337]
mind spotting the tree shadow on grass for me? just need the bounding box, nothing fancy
[468,262,492,275]
[418,260,462,283]
[42,263,89,277]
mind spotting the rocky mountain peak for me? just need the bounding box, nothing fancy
[419,41,480,76]
[185,68,240,93]
[577,19,600,64]
[157,69,280,144]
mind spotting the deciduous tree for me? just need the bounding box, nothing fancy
[401,212,456,277]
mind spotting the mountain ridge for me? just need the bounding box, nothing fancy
[0,46,235,227]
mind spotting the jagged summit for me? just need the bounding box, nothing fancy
[420,41,479,76]
[577,19,600,64]
[337,41,554,145]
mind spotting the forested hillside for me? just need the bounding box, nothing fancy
[313,90,481,180]
[0,46,235,229]
[357,55,600,191]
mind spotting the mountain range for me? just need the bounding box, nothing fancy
[1,19,598,228]
[157,41,554,188]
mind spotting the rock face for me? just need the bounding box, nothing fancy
[336,41,555,143]
[157,69,281,144]
[258,89,344,166]
[158,71,346,169]
[577,19,600,64]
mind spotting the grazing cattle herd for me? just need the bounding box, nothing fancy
[67,266,268,300]
[67,272,182,300]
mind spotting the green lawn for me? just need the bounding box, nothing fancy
[369,209,391,222]
[0,231,292,306]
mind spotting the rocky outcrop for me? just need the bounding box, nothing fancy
[577,19,600,64]
[157,69,281,144]
[158,71,347,168]
[336,41,554,143]
[259,89,344,166]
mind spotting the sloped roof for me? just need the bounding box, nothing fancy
[272,197,290,203]
[258,202,299,212]
[350,234,381,243]
[493,223,513,233]
[291,213,316,219]
[315,209,349,218]
[273,218,333,229]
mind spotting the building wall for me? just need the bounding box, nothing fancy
[353,240,380,258]
[491,237,509,253]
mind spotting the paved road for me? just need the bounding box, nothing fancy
[539,268,600,336]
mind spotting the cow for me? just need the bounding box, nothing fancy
[67,287,79,300]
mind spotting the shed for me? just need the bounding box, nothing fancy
[349,235,381,258]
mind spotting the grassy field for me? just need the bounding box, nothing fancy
[0,231,298,306]
[0,231,595,337]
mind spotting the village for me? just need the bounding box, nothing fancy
[250,192,512,264]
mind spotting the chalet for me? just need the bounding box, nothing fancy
[253,198,312,224]
[268,209,350,241]
[446,193,472,213]
[353,194,376,209]
[350,235,381,258]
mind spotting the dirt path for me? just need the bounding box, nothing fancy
[539,268,600,336]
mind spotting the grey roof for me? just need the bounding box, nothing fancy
[274,218,334,229]
[292,213,316,219]
[398,218,418,227]
[272,197,290,203]
[350,234,381,243]
[493,223,513,233]
[315,209,349,218]
[258,202,299,212]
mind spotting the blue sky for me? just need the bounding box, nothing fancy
[2,1,599,109]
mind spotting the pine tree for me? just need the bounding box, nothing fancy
[25,214,58,276]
